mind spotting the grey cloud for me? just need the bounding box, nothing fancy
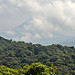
[0,0,75,45]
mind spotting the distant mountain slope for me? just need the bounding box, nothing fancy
[0,36,75,75]
[4,18,33,40]
[1,18,75,46]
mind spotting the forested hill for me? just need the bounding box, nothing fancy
[0,36,75,75]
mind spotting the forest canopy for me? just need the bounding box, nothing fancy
[0,36,75,75]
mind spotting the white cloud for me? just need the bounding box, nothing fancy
[21,33,32,41]
[6,31,15,35]
[34,33,42,39]
[21,33,42,42]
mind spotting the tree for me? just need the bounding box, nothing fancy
[19,63,57,75]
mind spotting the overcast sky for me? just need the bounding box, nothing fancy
[0,0,75,45]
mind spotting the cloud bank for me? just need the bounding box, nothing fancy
[0,0,75,44]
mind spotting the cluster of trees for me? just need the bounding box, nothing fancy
[0,63,57,75]
[0,36,75,75]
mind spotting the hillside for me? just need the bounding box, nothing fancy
[0,36,75,75]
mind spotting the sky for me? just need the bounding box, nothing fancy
[0,0,75,45]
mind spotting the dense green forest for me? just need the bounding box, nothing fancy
[0,36,75,75]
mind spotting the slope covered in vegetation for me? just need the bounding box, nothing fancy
[0,36,75,75]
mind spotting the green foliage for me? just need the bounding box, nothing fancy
[19,63,57,75]
[0,63,57,75]
[0,65,18,75]
[0,36,75,75]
